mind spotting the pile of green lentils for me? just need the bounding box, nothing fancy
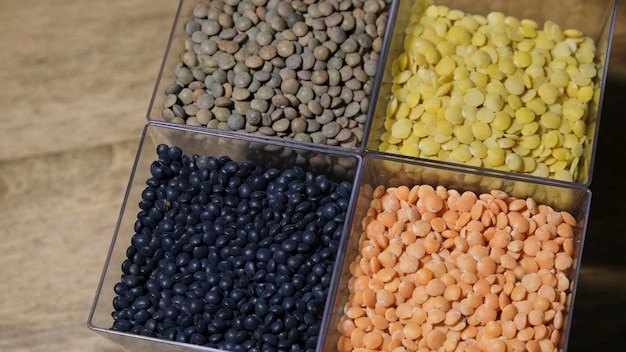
[161,0,392,148]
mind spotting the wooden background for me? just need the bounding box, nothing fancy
[0,1,625,351]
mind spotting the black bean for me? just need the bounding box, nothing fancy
[134,309,151,325]
[112,144,353,351]
[204,290,221,305]
[166,146,183,161]
[175,252,191,267]
[132,295,152,310]
[262,333,278,347]
[121,274,140,288]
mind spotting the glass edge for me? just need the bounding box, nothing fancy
[364,0,620,188]
[87,124,152,329]
[361,0,402,153]
[316,155,366,352]
[147,120,364,159]
[88,325,230,352]
[145,0,185,122]
[582,0,620,187]
[562,188,593,352]
[144,0,400,154]
[366,148,594,190]
[88,122,365,352]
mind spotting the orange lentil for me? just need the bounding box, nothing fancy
[376,267,398,282]
[561,211,578,227]
[481,209,495,227]
[398,279,416,299]
[424,236,442,254]
[408,185,420,203]
[424,192,445,213]
[542,239,560,253]
[501,320,517,339]
[551,329,561,345]
[484,292,500,311]
[444,284,462,302]
[349,327,366,348]
[445,308,462,326]
[413,219,432,237]
[517,326,535,341]
[361,244,380,260]
[501,304,518,321]
[362,331,383,349]
[498,291,511,309]
[362,289,376,308]
[500,254,517,269]
[400,230,417,245]
[557,222,574,238]
[345,306,366,319]
[404,322,422,340]
[523,236,542,256]
[515,299,533,314]
[371,314,389,331]
[354,316,374,331]
[495,211,509,229]
[427,328,446,349]
[380,211,398,228]
[396,185,411,201]
[534,324,549,340]
[508,198,527,212]
[473,278,491,296]
[546,211,563,227]
[412,285,430,305]
[556,272,570,291]
[461,325,478,340]
[490,229,511,248]
[554,252,573,271]
[563,237,575,256]
[339,319,356,336]
[396,302,414,319]
[426,278,447,296]
[378,250,398,268]
[458,191,478,212]
[528,309,545,326]
[446,191,461,211]
[468,243,489,258]
[471,202,485,220]
[338,184,578,352]
[385,277,401,292]
[477,256,497,276]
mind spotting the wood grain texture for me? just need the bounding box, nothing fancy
[0,0,178,351]
[0,0,179,161]
[0,0,625,351]
[0,142,138,352]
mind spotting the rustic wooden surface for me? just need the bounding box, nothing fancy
[0,1,625,351]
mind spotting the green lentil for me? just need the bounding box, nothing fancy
[162,0,392,148]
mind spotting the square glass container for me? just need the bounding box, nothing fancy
[87,123,362,352]
[365,0,618,185]
[147,0,396,152]
[322,153,591,352]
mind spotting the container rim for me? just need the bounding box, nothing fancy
[87,122,366,352]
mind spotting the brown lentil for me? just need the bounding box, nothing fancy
[164,0,392,148]
[337,185,578,352]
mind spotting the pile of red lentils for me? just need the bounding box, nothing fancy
[337,184,578,352]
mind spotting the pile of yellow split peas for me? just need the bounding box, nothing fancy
[379,1,599,182]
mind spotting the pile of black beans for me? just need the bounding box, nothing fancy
[161,0,392,148]
[111,144,353,352]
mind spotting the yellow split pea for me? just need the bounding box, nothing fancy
[336,185,578,352]
[380,0,599,182]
